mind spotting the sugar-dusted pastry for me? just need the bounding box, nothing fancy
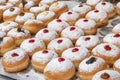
[116,2,120,16]
[92,43,120,66]
[47,19,70,34]
[47,37,74,56]
[114,59,120,73]
[20,38,46,57]
[0,0,7,4]
[32,50,58,72]
[37,11,56,25]
[62,47,90,68]
[2,48,29,72]
[23,19,45,34]
[78,56,108,80]
[7,28,31,46]
[44,57,75,80]
[112,23,120,34]
[86,9,108,27]
[61,26,84,43]
[41,0,57,5]
[0,31,6,38]
[3,7,21,21]
[35,28,58,45]
[8,0,22,6]
[75,18,97,35]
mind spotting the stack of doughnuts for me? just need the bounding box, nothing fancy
[0,0,120,80]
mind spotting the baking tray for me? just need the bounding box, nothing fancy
[0,0,120,80]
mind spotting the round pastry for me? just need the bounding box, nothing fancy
[47,19,70,34]
[7,28,31,46]
[35,28,58,45]
[15,12,35,27]
[49,2,68,17]
[62,47,90,68]
[112,23,120,34]
[29,0,40,5]
[8,0,22,6]
[0,37,16,56]
[116,2,120,16]
[0,21,18,33]
[31,50,58,72]
[59,11,80,26]
[20,38,46,57]
[61,26,84,43]
[3,7,21,21]
[92,70,120,80]
[75,18,97,35]
[37,11,56,25]
[40,0,57,5]
[44,57,75,80]
[30,3,49,16]
[86,0,102,9]
[92,43,120,66]
[75,35,100,51]
[0,31,6,38]
[95,1,116,19]
[114,59,120,73]
[72,4,92,18]
[23,1,35,12]
[0,0,7,4]
[103,33,120,48]
[86,9,108,27]
[78,56,108,80]
[22,19,45,34]
[2,48,29,72]
[47,37,74,56]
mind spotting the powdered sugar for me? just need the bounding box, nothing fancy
[112,23,120,33]
[72,4,92,15]
[0,3,13,10]
[3,48,27,64]
[35,28,58,42]
[86,10,107,21]
[24,19,43,25]
[0,21,18,32]
[114,59,120,69]
[75,18,96,29]
[103,33,120,45]
[79,56,106,72]
[7,28,30,37]
[92,70,120,80]
[15,12,35,23]
[3,7,21,16]
[47,19,70,33]
[96,2,115,13]
[8,0,20,5]
[62,47,90,61]
[36,11,55,21]
[117,2,120,8]
[86,0,102,6]
[92,43,120,57]
[32,50,58,64]
[0,37,13,47]
[24,1,35,10]
[41,0,57,5]
[0,31,6,37]
[76,35,100,49]
[20,38,45,52]
[0,0,7,4]
[59,11,79,21]
[61,26,84,41]
[44,57,74,72]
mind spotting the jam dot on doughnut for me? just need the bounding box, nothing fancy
[29,39,35,43]
[101,73,110,79]
[11,53,19,57]
[70,27,76,31]
[85,37,91,41]
[72,48,79,52]
[43,29,49,33]
[94,10,99,13]
[57,39,63,44]
[0,38,3,42]
[58,57,65,62]
[86,57,96,64]
[83,19,88,22]
[114,34,120,38]
[102,2,106,5]
[20,12,25,16]
[56,19,62,22]
[67,12,72,15]
[10,8,15,12]
[42,50,48,54]
[104,45,111,51]
[78,4,83,7]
